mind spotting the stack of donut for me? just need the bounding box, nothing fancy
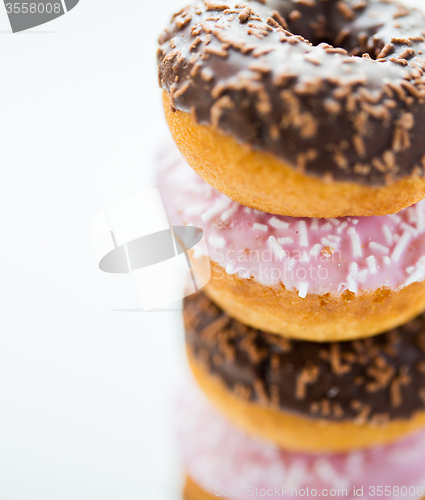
[157,0,425,497]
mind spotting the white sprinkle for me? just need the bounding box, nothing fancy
[185,183,206,195]
[321,238,335,247]
[269,216,289,229]
[201,199,231,222]
[328,218,340,226]
[268,235,286,260]
[186,182,211,197]
[404,256,425,287]
[221,202,238,221]
[253,222,268,232]
[388,213,401,224]
[347,262,366,288]
[236,268,248,279]
[313,459,348,490]
[352,219,359,225]
[349,262,358,273]
[184,181,212,196]
[300,251,310,263]
[185,205,204,216]
[285,459,308,488]
[400,222,418,236]
[408,207,417,224]
[320,222,332,231]
[243,206,252,214]
[357,268,368,282]
[391,231,411,262]
[347,227,362,257]
[407,266,415,274]
[310,243,322,257]
[253,209,263,215]
[405,268,425,286]
[348,278,358,294]
[383,256,391,264]
[278,236,294,245]
[417,204,425,233]
[225,262,235,274]
[298,220,308,247]
[382,225,393,246]
[286,257,296,270]
[298,281,308,298]
[367,255,377,274]
[327,234,341,243]
[208,235,226,248]
[369,241,389,254]
[336,221,348,234]
[311,218,319,230]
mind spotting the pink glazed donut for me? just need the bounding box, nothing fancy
[178,386,425,500]
[158,143,425,342]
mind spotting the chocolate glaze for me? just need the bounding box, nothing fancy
[158,0,425,186]
[184,292,425,423]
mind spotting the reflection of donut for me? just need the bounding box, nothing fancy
[177,384,425,499]
[158,0,425,218]
[158,145,425,342]
[184,292,425,453]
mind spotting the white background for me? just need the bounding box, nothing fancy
[0,1,190,498]
[1,0,424,499]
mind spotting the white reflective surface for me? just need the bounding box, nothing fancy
[1,0,424,498]
[0,1,190,498]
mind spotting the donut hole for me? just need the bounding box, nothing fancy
[331,29,385,60]
[284,5,386,60]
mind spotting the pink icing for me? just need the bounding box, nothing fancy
[157,144,425,296]
[176,385,425,500]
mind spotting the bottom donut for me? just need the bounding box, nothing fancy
[177,386,425,500]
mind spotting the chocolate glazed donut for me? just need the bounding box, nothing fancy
[184,292,425,452]
[158,0,425,218]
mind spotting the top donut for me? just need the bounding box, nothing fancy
[158,0,425,218]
